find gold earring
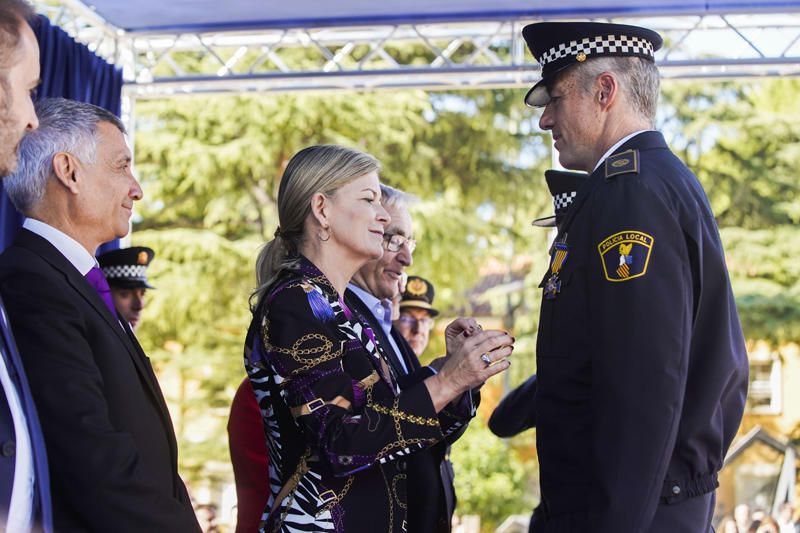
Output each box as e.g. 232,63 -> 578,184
318,227 -> 331,242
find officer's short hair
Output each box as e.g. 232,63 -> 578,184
573,56 -> 660,125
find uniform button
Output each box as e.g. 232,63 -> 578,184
671,485 -> 681,495
1,440 -> 15,457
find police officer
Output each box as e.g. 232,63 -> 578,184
97,246 -> 155,330
522,21 -> 749,532
394,275 -> 439,357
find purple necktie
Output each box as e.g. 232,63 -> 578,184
85,266 -> 117,317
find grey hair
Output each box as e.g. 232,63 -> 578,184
380,183 -> 416,211
4,97 -> 126,213
251,144 -> 381,309
573,56 -> 660,125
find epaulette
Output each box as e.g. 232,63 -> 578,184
604,149 -> 639,180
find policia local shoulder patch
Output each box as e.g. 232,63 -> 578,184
598,230 -> 654,282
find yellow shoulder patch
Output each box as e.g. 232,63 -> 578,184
597,230 -> 654,282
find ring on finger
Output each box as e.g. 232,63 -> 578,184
480,353 -> 492,365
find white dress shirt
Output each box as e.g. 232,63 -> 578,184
23,218 -> 96,275
0,309 -> 34,532
347,283 -> 409,375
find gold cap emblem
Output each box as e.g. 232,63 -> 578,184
137,251 -> 149,265
407,278 -> 427,296
576,51 -> 587,62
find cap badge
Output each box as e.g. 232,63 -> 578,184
137,251 -> 148,265
407,278 -> 427,296
576,51 -> 587,62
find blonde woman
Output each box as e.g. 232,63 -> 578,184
243,145 -> 513,532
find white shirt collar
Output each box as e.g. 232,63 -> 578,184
347,282 -> 408,374
23,218 -> 97,275
593,130 -> 652,172
348,283 -> 385,317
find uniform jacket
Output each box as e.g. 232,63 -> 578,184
243,257 -> 472,533
344,290 -> 467,533
534,131 -> 748,532
0,229 -> 200,532
0,295 -> 52,532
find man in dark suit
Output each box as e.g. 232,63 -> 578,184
0,97 -> 200,531
345,185 -> 471,533
0,1 -> 52,531
521,21 -> 749,532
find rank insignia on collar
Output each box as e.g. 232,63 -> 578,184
598,230 -> 654,282
605,149 -> 639,179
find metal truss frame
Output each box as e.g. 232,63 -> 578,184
35,2 -> 800,99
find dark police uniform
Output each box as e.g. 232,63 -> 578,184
534,132 -> 748,532
522,22 -> 750,533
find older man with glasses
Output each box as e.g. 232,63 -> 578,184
345,184 -> 474,533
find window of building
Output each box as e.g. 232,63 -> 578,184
747,353 -> 782,415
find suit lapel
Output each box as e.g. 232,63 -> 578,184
344,290 -> 409,377
13,231 -> 172,429
391,327 -> 421,373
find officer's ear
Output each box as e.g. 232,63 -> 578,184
596,72 -> 618,111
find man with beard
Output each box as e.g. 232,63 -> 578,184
0,1 -> 51,531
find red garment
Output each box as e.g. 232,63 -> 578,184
228,378 -> 269,533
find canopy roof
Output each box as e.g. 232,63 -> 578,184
83,0 -> 800,33
42,0 -> 800,98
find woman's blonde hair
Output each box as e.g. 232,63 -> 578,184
251,144 -> 380,309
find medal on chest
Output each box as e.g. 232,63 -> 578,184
544,240 -> 569,300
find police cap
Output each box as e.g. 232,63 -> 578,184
522,21 -> 662,107
97,246 -> 156,289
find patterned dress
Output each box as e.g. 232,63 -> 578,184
244,257 -> 463,532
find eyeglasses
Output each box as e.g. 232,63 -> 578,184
397,315 -> 434,330
383,232 -> 416,253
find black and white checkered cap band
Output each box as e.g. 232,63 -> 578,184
102,264 -> 148,280
540,34 -> 655,67
553,191 -> 577,213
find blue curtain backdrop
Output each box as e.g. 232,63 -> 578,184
0,15 -> 124,253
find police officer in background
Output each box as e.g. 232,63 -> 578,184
394,275 -> 439,357
98,246 -> 155,331
521,22 -> 749,532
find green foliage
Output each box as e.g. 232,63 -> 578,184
130,228 -> 258,481
661,80 -> 800,229
451,420 -> 535,531
722,226 -> 800,344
